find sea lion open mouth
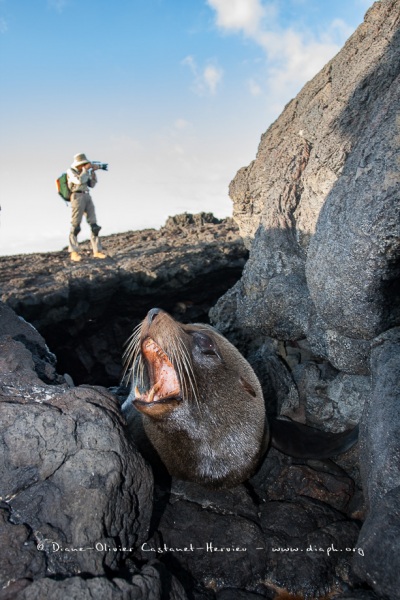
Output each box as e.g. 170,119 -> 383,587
122,309 -> 359,488
133,337 -> 181,406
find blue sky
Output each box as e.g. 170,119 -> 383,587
0,0 -> 373,256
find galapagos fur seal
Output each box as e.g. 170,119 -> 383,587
121,308 -> 358,489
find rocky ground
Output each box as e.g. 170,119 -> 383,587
0,212 -> 368,600
0,300 -> 365,600
0,213 -> 247,386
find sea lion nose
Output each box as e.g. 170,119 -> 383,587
147,308 -> 162,324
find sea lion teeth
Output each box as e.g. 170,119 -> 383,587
147,381 -> 161,403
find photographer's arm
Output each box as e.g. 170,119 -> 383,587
67,167 -> 90,186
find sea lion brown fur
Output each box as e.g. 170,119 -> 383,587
122,308 -> 358,489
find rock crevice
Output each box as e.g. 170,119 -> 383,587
0,214 -> 248,386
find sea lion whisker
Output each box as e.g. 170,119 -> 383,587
123,340 -> 139,371
179,339 -> 199,395
122,327 -> 143,384
168,337 -> 187,392
123,346 -> 141,384
123,335 -> 140,367
122,327 -> 142,370
174,335 -> 201,413
166,337 -> 189,401
171,345 -> 186,400
123,323 -> 142,353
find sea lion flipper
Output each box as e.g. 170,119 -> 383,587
270,418 -> 359,459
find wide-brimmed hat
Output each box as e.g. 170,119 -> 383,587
72,153 -> 91,167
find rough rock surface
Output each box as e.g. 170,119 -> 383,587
0,307 -> 364,598
0,214 -> 247,386
334,593 -> 382,600
352,328 -> 400,599
135,477 -> 360,599
1,563 -> 188,600
359,328 -> 400,510
212,0 -> 400,373
0,302 -> 155,594
209,1 -> 400,598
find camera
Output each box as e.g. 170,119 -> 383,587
92,161 -> 108,171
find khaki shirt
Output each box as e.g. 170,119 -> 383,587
67,167 -> 97,193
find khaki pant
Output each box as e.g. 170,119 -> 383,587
68,192 -> 102,254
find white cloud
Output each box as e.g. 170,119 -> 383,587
203,64 -> 223,94
182,55 -> 196,72
248,78 -> 262,96
207,0 -> 356,109
182,55 -> 223,96
206,0 -> 266,36
325,18 -> 356,44
263,29 -> 339,94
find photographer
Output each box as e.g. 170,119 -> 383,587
66,153 -> 108,262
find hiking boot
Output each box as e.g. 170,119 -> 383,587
70,251 -> 82,262
93,252 -> 106,259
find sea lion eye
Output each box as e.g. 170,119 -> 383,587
192,332 -> 219,356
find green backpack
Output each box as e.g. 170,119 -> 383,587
55,172 -> 71,201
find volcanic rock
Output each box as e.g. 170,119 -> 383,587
0,214 -> 247,387
211,0 -> 400,375
2,563 -> 188,600
0,301 -> 154,593
352,328 -> 400,599
135,477 -> 360,598
210,1 -> 400,597
0,300 -> 363,598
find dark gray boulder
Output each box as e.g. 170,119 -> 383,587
138,477 -> 361,597
209,2 -> 400,597
0,302 -> 62,384
334,593 -> 383,600
306,27 -> 400,343
3,563 -> 188,600
358,328 -> 400,509
216,591 -> 266,600
353,486 -> 400,600
209,9 -> 400,523
0,302 -> 153,590
212,0 -> 400,377
258,497 -> 361,598
138,480 -> 266,592
0,506 -> 46,589
352,328 -> 400,598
